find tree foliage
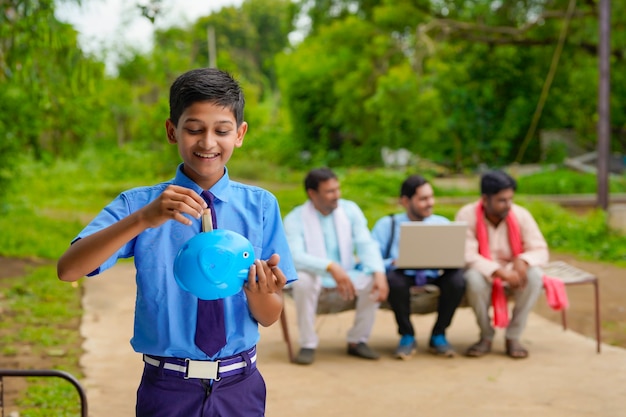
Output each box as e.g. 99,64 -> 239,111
2,0 -> 625,202
0,0 -> 109,202
109,0 -> 296,168
278,0 -> 626,169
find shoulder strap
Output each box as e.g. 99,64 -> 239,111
385,214 -> 395,259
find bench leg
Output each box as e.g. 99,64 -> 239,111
279,305 -> 295,363
560,279 -> 602,354
593,279 -> 601,353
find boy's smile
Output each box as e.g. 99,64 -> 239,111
166,101 -> 247,190
194,151 -> 220,159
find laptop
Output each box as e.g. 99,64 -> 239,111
394,222 -> 468,269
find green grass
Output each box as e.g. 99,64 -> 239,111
516,168 -> 626,194
0,266 -> 83,416
521,199 -> 626,265
18,378 -> 85,417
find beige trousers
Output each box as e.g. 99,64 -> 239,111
291,271 -> 378,349
464,266 -> 544,341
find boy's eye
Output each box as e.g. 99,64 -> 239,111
216,130 -> 230,136
186,129 -> 202,134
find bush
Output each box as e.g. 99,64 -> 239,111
523,199 -> 626,264
517,168 -> 626,194
3,153 -> 626,266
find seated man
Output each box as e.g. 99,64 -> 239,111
372,175 -> 465,359
283,168 -> 389,365
455,170 -> 549,359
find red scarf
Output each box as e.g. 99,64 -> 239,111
475,203 -> 568,328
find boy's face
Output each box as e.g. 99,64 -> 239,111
166,101 -> 247,190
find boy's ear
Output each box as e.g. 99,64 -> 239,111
165,119 -> 177,144
234,122 -> 248,148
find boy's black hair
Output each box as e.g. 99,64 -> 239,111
304,168 -> 337,192
480,170 -> 517,196
400,175 -> 429,198
169,68 -> 245,127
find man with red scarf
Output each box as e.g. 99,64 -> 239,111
455,170 -> 549,359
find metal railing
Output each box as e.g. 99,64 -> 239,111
0,369 -> 87,417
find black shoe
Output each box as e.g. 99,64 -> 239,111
347,342 -> 380,360
294,348 -> 315,365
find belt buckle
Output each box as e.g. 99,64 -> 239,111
185,358 -> 220,380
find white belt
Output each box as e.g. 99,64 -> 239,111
143,347 -> 257,380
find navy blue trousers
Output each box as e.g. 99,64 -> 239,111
136,355 -> 266,416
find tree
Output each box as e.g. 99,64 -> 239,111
0,0 -> 108,201
276,0 -> 626,169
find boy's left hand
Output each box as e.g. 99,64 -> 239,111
245,254 -> 287,294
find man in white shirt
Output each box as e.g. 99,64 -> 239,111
283,168 -> 389,365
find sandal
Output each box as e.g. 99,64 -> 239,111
505,339 -> 529,359
465,338 -> 492,357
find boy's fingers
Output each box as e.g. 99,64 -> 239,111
259,260 -> 276,290
246,263 -> 258,290
267,253 -> 280,265
172,211 -> 193,226
270,265 -> 287,287
167,185 -> 207,212
155,190 -> 197,222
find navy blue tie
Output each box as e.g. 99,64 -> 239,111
194,191 -> 227,356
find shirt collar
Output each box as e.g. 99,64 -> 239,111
173,163 -> 231,203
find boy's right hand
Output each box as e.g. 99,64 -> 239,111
141,185 -> 208,228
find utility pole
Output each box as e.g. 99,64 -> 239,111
597,0 -> 610,210
208,26 -> 217,68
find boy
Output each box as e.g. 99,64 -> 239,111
57,68 -> 297,416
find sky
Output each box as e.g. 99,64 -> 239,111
55,0 -> 243,71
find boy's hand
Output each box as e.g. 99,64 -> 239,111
245,254 -> 287,294
141,185 -> 207,228
245,254 -> 287,327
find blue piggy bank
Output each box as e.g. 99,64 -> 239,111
173,229 -> 255,300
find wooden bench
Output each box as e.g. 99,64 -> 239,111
278,261 -> 601,362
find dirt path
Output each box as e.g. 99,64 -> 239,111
80,259 -> 626,417
2,253 -> 625,416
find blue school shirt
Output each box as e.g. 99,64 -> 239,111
371,213 -> 450,279
74,164 -> 297,360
